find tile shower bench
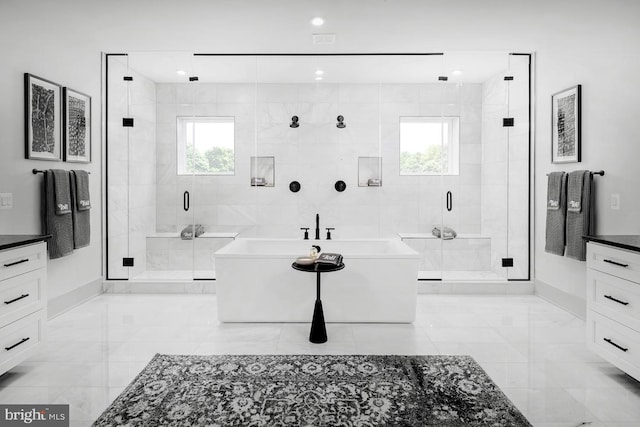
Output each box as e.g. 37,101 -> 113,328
146,232 -> 238,278
398,232 -> 492,279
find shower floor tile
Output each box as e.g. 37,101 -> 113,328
131,269 -> 214,281
418,270 -> 506,281
134,269 -> 506,282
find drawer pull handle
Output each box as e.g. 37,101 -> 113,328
603,337 -> 629,352
603,259 -> 629,268
604,295 -> 630,306
4,337 -> 30,351
4,294 -> 30,305
3,258 -> 29,268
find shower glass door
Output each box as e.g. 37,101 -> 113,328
505,53 -> 531,280
437,52 -> 520,282
105,53 -> 132,280
124,51 -> 200,281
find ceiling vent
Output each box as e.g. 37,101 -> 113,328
313,33 -> 336,45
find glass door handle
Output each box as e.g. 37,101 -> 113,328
446,191 -> 452,211
183,191 -> 190,212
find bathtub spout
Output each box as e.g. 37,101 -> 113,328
315,214 -> 320,240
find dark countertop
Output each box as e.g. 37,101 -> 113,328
584,235 -> 640,253
0,235 -> 51,251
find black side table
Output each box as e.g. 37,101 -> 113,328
291,261 -> 345,343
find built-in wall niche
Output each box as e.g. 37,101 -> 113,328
358,157 -> 382,187
250,156 -> 275,187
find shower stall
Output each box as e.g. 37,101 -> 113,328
105,52 -> 531,283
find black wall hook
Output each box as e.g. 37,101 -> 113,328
290,115 -> 299,128
334,180 -> 346,192
336,115 -> 346,128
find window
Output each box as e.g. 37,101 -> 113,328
177,117 -> 235,175
399,116 -> 460,175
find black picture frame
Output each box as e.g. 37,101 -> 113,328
24,73 -> 62,161
551,84 -> 581,163
63,87 -> 91,163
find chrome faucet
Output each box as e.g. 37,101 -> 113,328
315,213 -> 320,240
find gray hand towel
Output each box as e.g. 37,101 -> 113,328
70,170 -> 91,248
52,169 -> 72,215
566,170 -> 594,261
545,171 -> 567,256
43,170 -> 74,258
72,170 -> 91,211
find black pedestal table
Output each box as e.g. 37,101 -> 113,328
291,261 -> 345,344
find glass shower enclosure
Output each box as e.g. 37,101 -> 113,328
105,52 -> 531,283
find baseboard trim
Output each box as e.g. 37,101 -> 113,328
535,279 -> 586,320
48,277 -> 104,319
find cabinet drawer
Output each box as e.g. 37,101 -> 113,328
587,242 -> 640,284
0,309 -> 45,375
0,243 -> 47,282
587,311 -> 640,381
0,269 -> 46,327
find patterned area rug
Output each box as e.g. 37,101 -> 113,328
93,354 -> 531,426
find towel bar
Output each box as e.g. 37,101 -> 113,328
32,169 -> 90,174
545,170 -> 604,176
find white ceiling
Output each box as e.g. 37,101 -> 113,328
125,50 -> 516,84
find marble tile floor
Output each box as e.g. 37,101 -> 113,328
1,294 -> 639,426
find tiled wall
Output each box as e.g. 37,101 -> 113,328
106,57 -> 157,279
155,82 -> 484,240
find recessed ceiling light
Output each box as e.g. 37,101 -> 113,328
452,70 -> 463,76
176,70 -> 186,76
315,70 -> 324,76
315,76 -> 323,81
311,17 -> 325,26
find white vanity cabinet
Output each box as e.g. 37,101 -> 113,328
586,238 -> 640,381
0,238 -> 48,376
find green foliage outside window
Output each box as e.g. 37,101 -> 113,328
186,145 -> 234,174
400,144 -> 446,174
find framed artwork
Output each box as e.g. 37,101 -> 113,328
24,73 -> 62,160
63,87 -> 91,163
551,84 -> 581,163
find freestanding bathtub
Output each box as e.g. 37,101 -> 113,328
214,238 -> 420,323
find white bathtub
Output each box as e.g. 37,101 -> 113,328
214,238 -> 420,323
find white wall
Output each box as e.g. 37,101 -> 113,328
0,3 -> 103,302
535,45 -> 640,305
1,0 -> 639,307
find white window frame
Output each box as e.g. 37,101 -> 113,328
399,116 -> 460,176
176,116 -> 235,176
